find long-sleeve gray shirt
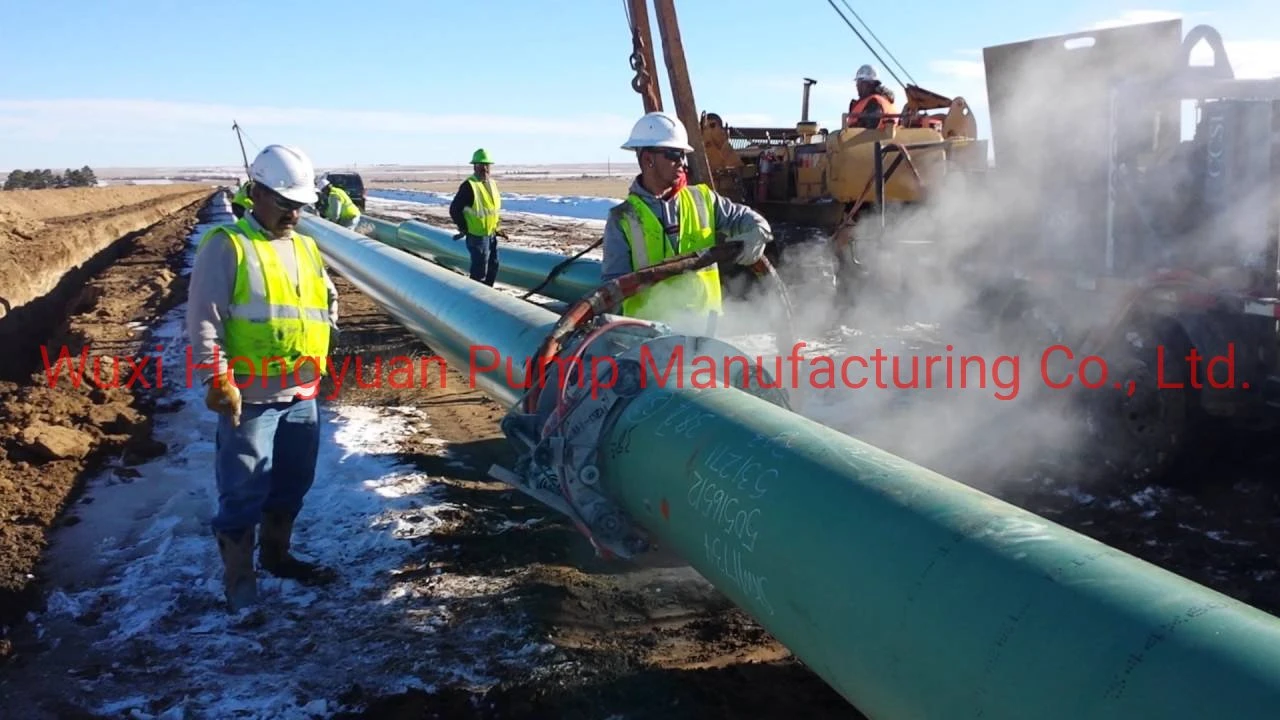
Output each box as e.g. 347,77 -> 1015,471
600,176 -> 769,282
185,212 -> 339,403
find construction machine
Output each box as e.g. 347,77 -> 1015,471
960,18 -> 1280,482
699,80 -> 986,231
620,0 -> 987,300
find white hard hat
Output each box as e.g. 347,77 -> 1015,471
316,173 -> 330,190
621,111 -> 694,153
249,144 -> 318,204
855,64 -> 878,82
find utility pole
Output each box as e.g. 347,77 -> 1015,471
652,0 -> 713,189
231,120 -> 250,177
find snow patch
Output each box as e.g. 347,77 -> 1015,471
370,188 -> 620,222
2,198 -> 539,719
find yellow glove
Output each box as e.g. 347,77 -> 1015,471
205,374 -> 242,427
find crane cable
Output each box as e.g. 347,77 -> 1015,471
823,0 -> 916,87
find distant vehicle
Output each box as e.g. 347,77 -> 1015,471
320,171 -> 366,213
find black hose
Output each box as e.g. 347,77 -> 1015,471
519,238 -> 603,301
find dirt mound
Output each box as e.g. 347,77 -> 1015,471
0,184 -> 210,223
0,186 -> 209,323
0,195 -> 207,639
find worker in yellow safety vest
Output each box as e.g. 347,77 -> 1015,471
317,174 -> 361,229
231,179 -> 253,219
600,111 -> 772,333
449,148 -> 508,285
185,143 -> 341,613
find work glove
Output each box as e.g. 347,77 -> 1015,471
205,373 -> 242,427
496,229 -> 510,240
731,224 -> 771,265
452,232 -> 465,241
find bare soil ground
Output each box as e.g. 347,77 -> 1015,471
0,185 -> 211,322
0,186 -> 212,647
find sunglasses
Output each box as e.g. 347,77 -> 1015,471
267,190 -> 305,212
647,148 -> 685,163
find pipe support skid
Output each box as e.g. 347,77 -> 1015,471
300,214 -> 1280,720
389,218 -> 601,304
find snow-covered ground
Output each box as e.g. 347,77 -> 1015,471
2,198 -> 547,718
369,188 -> 621,222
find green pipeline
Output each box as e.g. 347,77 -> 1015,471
598,383 -> 1280,719
360,215 -> 601,304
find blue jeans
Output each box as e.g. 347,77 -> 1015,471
212,398 -> 321,535
466,234 -> 499,286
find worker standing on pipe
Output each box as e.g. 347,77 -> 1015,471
231,179 -> 253,219
316,174 -> 361,229
601,111 -> 772,332
448,148 -> 508,286
185,143 -> 341,613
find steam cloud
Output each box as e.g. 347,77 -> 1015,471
697,23 -> 1262,496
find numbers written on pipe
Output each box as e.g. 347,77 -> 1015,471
652,398 -> 716,440
688,470 -> 762,552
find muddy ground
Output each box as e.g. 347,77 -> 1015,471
0,186 -> 213,635
0,188 -> 1278,719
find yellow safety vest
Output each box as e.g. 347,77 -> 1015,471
325,186 -> 359,223
232,181 -> 253,210
463,176 -> 501,236
617,183 -> 721,320
197,217 -> 331,378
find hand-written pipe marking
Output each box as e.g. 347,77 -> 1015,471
704,531 -> 774,616
750,430 -> 797,459
1100,600 -> 1229,701
703,441 -> 772,501
625,390 -> 673,425
653,398 -> 714,440
688,470 -> 761,553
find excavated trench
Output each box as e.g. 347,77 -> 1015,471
0,192 -> 211,383
0,189 -> 214,635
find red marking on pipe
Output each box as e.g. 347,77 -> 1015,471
660,498 -> 670,521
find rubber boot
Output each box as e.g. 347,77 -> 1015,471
258,511 -> 338,586
215,527 -> 258,611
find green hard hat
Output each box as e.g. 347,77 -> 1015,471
470,148 -> 493,164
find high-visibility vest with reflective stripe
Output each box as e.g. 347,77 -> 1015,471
848,94 -> 898,129
616,183 -> 721,320
463,176 -> 501,236
197,218 -> 331,378
232,181 -> 253,210
325,186 -> 359,223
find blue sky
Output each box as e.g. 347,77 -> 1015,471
0,0 -> 1276,170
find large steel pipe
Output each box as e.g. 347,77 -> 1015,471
298,216 -> 557,406
385,218 -> 601,304
300,215 -> 1280,719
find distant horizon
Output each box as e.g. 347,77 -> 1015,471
0,161 -> 628,178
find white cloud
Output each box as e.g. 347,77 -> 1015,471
927,59 -> 985,82
0,98 -> 636,138
1088,10 -> 1184,29
0,99 -> 646,166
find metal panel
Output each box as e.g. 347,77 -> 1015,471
982,20 -> 1185,273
